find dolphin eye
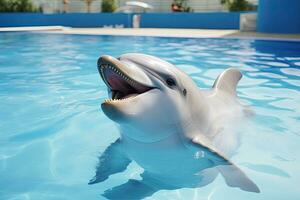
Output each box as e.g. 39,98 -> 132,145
183,89 -> 187,96
166,78 -> 176,87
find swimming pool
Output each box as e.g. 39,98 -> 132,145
0,33 -> 299,200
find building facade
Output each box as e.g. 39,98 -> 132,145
32,0 -> 257,13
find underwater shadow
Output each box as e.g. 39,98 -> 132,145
89,139 -> 260,200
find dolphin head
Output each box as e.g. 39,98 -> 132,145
98,53 -> 207,142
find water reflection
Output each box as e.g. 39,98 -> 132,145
90,137 -> 259,200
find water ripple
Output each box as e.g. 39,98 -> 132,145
0,33 -> 300,200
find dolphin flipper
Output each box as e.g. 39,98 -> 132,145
89,139 -> 131,184
213,68 -> 242,96
103,179 -> 159,200
191,137 -> 260,193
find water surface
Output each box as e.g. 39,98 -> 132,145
0,33 -> 300,199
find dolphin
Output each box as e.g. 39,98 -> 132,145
89,53 -> 260,199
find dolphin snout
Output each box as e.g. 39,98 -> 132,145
98,55 -> 154,88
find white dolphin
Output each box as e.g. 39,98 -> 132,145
89,53 -> 260,199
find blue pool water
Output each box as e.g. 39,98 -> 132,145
0,33 -> 300,200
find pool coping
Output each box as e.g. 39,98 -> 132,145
1,26 -> 300,42
0,26 -> 65,32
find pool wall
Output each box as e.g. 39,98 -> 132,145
139,13 -> 241,29
0,13 -> 132,28
257,0 -> 300,34
0,12 -> 245,29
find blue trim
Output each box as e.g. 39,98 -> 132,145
140,12 -> 241,29
0,12 -> 247,29
0,13 -> 131,28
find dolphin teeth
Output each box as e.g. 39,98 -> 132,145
101,63 -> 134,87
104,98 -> 113,102
130,81 -> 136,86
100,62 -> 152,104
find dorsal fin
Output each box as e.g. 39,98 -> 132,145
213,68 -> 242,96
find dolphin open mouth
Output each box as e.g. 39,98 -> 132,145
98,56 -> 153,102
